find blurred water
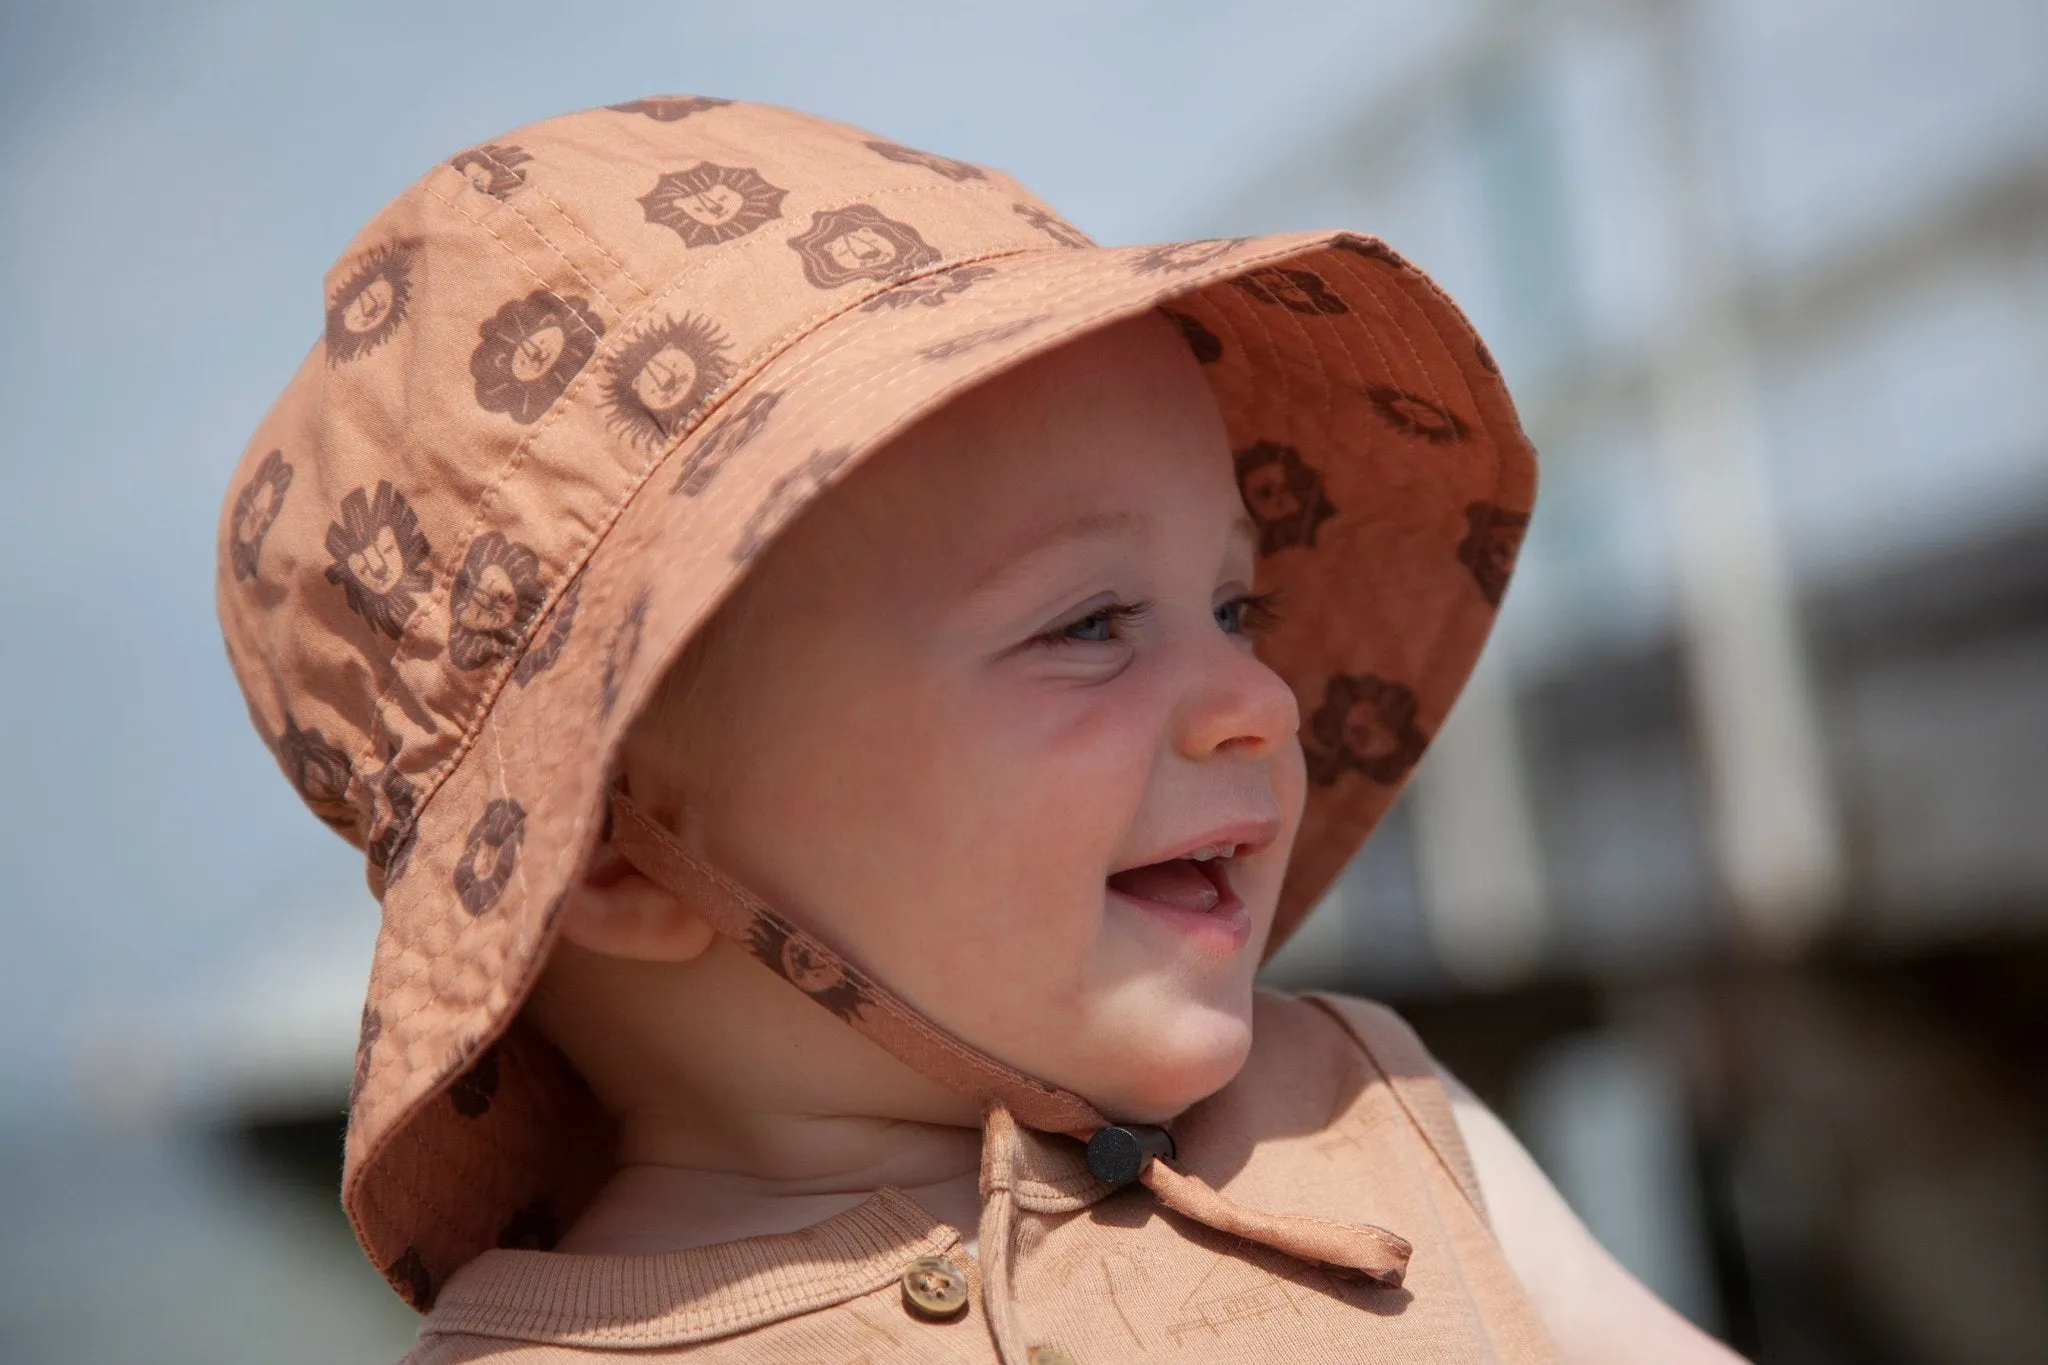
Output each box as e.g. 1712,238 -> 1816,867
0,1124 -> 415,1363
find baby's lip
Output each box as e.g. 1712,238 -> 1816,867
1110,817 -> 1283,875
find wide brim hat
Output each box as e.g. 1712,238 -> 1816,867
214,95 -> 1534,1309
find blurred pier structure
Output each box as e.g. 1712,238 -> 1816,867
1252,2 -> 2048,1360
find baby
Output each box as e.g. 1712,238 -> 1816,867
216,95 -> 1740,1363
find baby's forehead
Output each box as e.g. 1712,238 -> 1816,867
838,317 -> 1234,518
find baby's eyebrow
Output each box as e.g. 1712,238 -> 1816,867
965,510 -> 1148,599
964,509 -> 1261,603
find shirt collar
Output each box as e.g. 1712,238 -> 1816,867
420,1128 -> 1115,1348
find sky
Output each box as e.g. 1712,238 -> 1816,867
0,0 -> 1468,1130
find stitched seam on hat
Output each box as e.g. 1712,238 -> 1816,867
1322,249 -> 1473,424
522,179 -> 650,298
1214,271 -> 1356,501
456,174 -> 634,318
689,238 -> 1328,460
423,179 -> 624,319
443,143 -> 645,298
441,152 -> 650,299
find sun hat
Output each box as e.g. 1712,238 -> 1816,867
214,93 -> 1535,1309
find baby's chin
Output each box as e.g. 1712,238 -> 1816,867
1076,995 -> 1258,1124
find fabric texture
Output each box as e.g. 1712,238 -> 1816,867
402,994 -> 1557,1363
212,93 -> 1537,1312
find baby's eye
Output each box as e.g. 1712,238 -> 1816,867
1217,589 -> 1286,637
1037,600 -> 1149,648
1064,608 -> 1118,642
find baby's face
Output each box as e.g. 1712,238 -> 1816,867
649,314 -> 1305,1121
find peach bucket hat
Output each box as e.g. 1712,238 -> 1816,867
213,94 -> 1535,1308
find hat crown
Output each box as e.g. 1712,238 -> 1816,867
219,97 -> 1088,879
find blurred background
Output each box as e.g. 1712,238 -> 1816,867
2,1 -> 2042,1360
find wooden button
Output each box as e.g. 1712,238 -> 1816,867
900,1254 -> 970,1319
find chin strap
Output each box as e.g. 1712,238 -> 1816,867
604,785 -> 1106,1135
602,784 -> 1413,1320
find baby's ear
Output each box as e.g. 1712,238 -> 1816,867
553,840 -> 718,963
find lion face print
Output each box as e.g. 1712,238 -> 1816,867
1234,441 -> 1337,556
279,713 -> 353,826
513,572 -> 582,686
1303,673 -> 1429,786
1368,385 -> 1468,444
447,532 -> 546,671
454,797 -> 526,915
638,162 -> 786,248
1012,201 -> 1092,248
325,481 -> 434,639
673,389 -> 780,497
608,94 -> 731,121
859,264 -> 996,312
471,290 -> 605,425
229,448 -> 294,582
1159,309 -> 1223,364
325,242 -> 415,364
1458,501 -> 1529,606
864,139 -> 986,182
1233,266 -> 1349,315
599,589 -> 650,718
1132,238 -> 1246,275
449,143 -> 531,199
787,205 -> 940,289
746,915 -> 870,1021
602,313 -> 734,451
733,446 -> 853,563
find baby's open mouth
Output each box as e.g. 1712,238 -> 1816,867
1106,855 -> 1234,914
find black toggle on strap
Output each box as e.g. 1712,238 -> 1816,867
1086,1124 -> 1176,1187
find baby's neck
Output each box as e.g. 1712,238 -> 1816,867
555,1113 -> 986,1255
